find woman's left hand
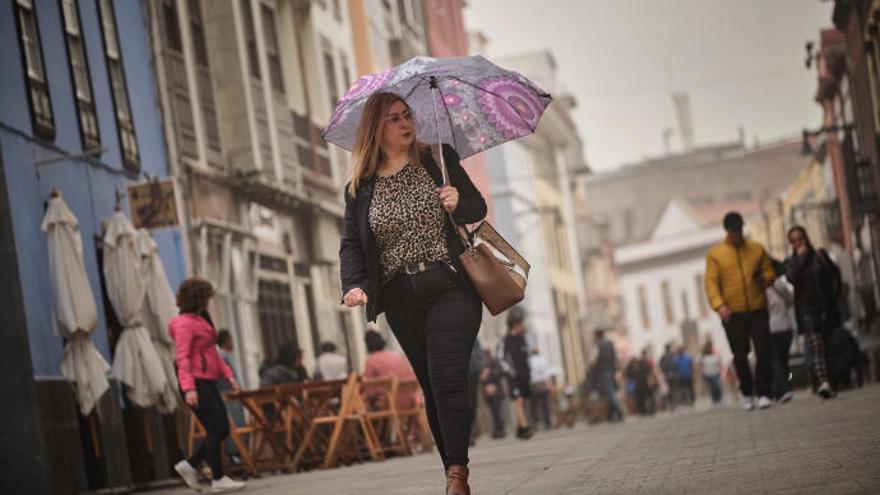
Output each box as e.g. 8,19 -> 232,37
438,185 -> 459,213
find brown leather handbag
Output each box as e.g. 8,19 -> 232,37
455,221 -> 530,315
431,145 -> 530,315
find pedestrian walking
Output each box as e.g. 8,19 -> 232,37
699,340 -> 723,405
767,259 -> 795,402
593,329 -> 624,422
169,278 -> 245,493
339,92 -> 487,495
315,341 -> 350,381
674,346 -> 695,407
528,348 -> 553,430
784,226 -> 842,399
705,211 -> 775,411
497,307 -> 535,439
481,350 -> 507,439
625,348 -> 656,415
659,343 -> 678,411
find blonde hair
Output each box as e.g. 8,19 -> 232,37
347,92 -> 422,197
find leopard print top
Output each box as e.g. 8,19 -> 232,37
369,162 -> 450,285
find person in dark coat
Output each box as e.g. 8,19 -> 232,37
260,341 -> 309,386
784,226 -> 841,399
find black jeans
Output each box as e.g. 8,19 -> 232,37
529,383 -> 552,428
186,379 -> 230,480
485,393 -> 505,436
383,266 -> 482,469
771,330 -> 793,398
723,309 -> 772,398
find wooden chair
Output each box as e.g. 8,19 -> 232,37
291,374 -> 382,470
394,378 -> 434,452
359,376 -> 411,457
231,386 -> 303,473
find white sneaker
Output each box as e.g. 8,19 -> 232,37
818,381 -> 835,399
779,391 -> 793,403
757,396 -> 772,409
174,460 -> 201,491
740,394 -> 754,411
211,476 -> 245,493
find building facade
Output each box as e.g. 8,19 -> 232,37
811,3 -> 880,337
485,51 -> 590,385
584,138 -> 810,344
149,0 -> 367,386
1,0 -> 187,492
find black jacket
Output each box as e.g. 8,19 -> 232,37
784,248 -> 842,333
339,144 -> 487,322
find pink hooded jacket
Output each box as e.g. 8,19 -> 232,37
169,313 -> 233,392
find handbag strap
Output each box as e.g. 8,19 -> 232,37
430,144 -> 473,250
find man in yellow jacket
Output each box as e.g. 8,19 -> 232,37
705,212 -> 775,411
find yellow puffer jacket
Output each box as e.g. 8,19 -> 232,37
704,239 -> 774,313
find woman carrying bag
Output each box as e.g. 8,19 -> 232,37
340,92 -> 486,495
784,226 -> 842,399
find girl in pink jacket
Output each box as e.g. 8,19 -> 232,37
170,277 -> 245,492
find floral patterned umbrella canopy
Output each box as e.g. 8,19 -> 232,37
322,55 -> 552,159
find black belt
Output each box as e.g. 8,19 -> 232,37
402,260 -> 447,275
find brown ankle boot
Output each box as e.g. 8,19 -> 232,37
446,465 -> 470,495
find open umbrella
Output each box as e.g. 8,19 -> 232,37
104,211 -> 169,408
42,192 -> 110,416
135,229 -> 179,413
322,55 -> 552,171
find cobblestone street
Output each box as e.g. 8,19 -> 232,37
154,385 -> 880,495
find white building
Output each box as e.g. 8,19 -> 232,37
484,51 -> 590,385
616,199 -> 760,361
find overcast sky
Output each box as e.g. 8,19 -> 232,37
463,0 -> 833,172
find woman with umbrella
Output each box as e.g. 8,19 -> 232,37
340,91 -> 486,494
333,56 -> 550,494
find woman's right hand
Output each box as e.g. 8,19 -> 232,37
185,390 -> 198,408
343,288 -> 368,307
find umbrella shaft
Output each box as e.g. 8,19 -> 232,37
430,86 -> 449,185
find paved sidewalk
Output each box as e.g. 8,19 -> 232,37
154,385 -> 880,494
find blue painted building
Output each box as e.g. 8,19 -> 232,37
0,0 -> 186,493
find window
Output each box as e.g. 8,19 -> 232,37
695,274 -> 709,319
14,0 -> 55,140
161,0 -> 182,52
97,0 -> 139,170
637,284 -> 650,330
680,290 -> 691,321
331,0 -> 342,21
261,5 -> 284,93
257,279 -> 297,361
241,0 -> 260,80
322,43 -> 338,112
339,52 -> 352,92
187,0 -> 209,67
61,0 -> 99,149
661,280 -> 675,324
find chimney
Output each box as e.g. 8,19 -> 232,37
671,92 -> 695,151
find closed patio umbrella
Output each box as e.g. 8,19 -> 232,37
42,192 -> 110,416
135,229 -> 179,413
104,211 -> 168,408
